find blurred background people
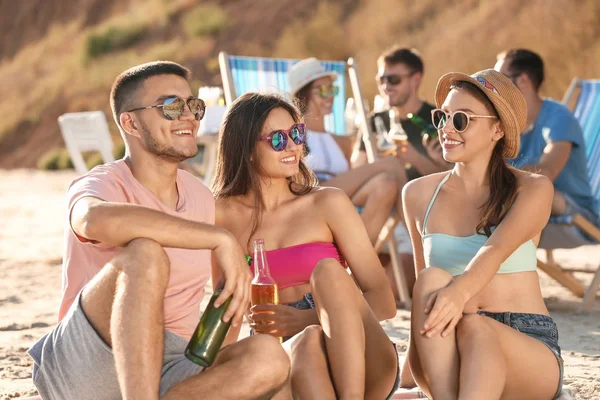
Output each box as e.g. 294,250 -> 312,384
290,57 -> 408,247
495,49 -> 599,246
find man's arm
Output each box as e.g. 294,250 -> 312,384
72,196 -> 251,324
72,196 -> 227,249
521,141 -> 571,182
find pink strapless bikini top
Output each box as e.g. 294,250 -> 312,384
248,242 -> 346,290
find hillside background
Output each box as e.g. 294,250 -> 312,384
0,0 -> 599,169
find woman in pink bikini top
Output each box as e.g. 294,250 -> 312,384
212,92 -> 400,400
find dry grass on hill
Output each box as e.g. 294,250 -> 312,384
0,0 -> 598,169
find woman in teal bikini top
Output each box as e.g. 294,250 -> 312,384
401,69 -> 563,400
421,171 -> 538,276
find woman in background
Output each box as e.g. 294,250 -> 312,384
289,57 -> 408,245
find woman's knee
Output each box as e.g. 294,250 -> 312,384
369,172 -> 400,201
456,314 -> 495,349
412,267 -> 453,299
310,258 -> 349,290
291,325 -> 324,357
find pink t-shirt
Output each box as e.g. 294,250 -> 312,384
58,160 -> 214,339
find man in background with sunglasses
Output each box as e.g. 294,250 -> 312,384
360,47 -> 452,299
366,46 -> 450,179
27,61 -> 289,400
495,49 -> 599,247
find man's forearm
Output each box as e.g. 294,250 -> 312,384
521,164 -> 557,181
84,202 -> 227,249
412,154 -> 444,176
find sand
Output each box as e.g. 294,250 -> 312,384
1,169 -> 599,399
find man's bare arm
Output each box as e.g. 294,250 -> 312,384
521,141 -> 571,182
72,196 -> 227,249
72,196 -> 251,323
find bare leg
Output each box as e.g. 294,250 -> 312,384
310,259 -> 398,400
409,267 -> 459,400
81,238 -> 170,400
351,172 -> 399,243
326,156 -> 408,218
457,314 -> 560,400
162,334 -> 289,400
282,325 -> 336,400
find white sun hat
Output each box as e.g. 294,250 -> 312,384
288,57 -> 338,97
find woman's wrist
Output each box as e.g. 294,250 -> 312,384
303,308 -> 320,327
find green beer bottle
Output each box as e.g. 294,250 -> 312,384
185,290 -> 233,367
407,113 -> 438,138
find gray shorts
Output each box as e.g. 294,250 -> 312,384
27,290 -> 204,399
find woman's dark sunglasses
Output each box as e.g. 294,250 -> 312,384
259,123 -> 306,151
127,97 -> 206,121
431,109 -> 497,133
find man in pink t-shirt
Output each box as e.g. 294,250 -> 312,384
27,61 -> 289,400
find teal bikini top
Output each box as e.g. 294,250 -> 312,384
422,173 -> 537,276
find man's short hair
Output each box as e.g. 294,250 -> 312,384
497,49 -> 544,91
378,46 -> 424,74
110,61 -> 191,127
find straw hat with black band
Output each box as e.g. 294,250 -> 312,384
434,69 -> 527,159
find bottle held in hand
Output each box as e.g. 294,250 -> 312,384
407,112 -> 438,139
374,116 -> 397,157
389,109 -> 409,152
185,289 -> 233,367
250,238 -> 280,341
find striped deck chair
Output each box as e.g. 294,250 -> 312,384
536,78 -> 600,312
218,52 -> 411,308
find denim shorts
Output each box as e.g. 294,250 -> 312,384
286,294 -> 401,400
477,310 -> 564,399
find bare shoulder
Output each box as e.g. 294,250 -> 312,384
514,169 -> 554,199
403,171 -> 451,204
310,186 -> 353,210
214,197 -> 228,226
215,196 -> 245,227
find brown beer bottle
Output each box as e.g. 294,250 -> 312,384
250,239 -> 280,339
185,289 -> 233,367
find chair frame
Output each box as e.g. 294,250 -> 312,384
536,78 -> 600,312
218,52 -> 412,308
58,111 -> 115,175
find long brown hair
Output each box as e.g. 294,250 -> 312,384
212,92 -> 317,245
451,81 -> 519,236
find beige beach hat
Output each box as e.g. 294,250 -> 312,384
434,69 -> 527,158
288,57 -> 338,97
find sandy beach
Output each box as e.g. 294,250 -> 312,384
1,169 -> 599,399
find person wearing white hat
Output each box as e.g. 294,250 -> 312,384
400,69 -> 563,399
289,57 -> 409,248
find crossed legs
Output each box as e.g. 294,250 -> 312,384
326,157 -> 407,244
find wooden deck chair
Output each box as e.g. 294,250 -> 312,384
58,111 -> 115,175
536,79 -> 600,312
218,52 -> 411,307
